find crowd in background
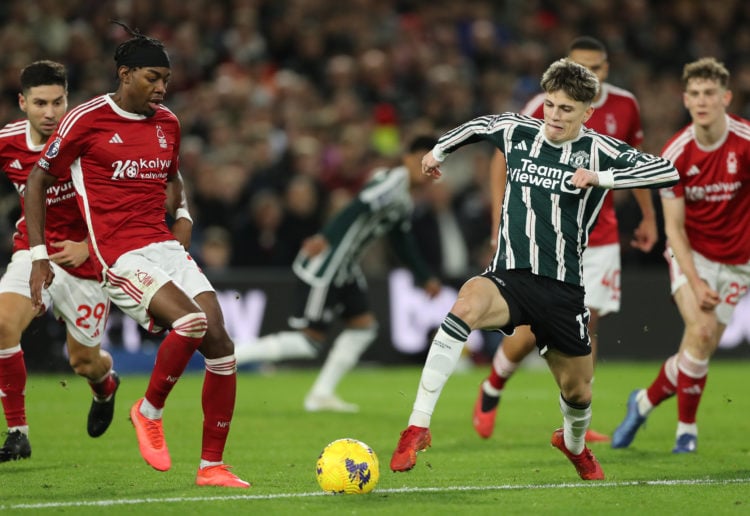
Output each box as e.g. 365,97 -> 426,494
2,0 -> 750,280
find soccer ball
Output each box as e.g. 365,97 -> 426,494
315,438 -> 380,494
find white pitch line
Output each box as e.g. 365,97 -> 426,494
3,477 -> 749,510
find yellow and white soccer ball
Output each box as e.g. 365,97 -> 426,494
315,438 -> 380,494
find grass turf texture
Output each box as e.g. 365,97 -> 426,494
1,361 -> 748,514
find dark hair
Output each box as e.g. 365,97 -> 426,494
111,20 -> 170,69
408,135 -> 438,153
20,60 -> 67,93
540,58 -> 599,104
568,36 -> 607,56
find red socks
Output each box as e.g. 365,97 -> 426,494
201,356 -> 237,462
0,348 -> 26,428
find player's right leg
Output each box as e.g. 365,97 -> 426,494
472,326 -> 534,438
138,282 -> 207,472
0,293 -> 36,462
392,275 -> 512,472
546,350 -> 603,480
0,252 -> 50,462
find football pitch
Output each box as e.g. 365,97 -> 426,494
1,360 -> 748,514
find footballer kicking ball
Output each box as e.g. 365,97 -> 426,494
315,438 -> 380,494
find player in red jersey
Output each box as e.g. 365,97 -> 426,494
612,57 -> 750,453
24,25 -> 248,488
0,61 -> 119,462
473,37 -> 657,442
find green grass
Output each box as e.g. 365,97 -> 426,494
1,361 -> 749,514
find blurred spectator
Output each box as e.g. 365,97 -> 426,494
2,0 -> 750,268
412,181 -> 471,279
197,225 -> 233,272
232,189 -> 295,268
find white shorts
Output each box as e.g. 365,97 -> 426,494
666,247 -> 750,325
581,243 -> 621,316
103,240 -> 213,332
0,250 -> 109,347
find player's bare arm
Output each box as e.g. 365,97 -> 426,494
165,172 -> 192,250
24,165 -> 57,313
661,195 -> 720,310
630,189 -> 658,252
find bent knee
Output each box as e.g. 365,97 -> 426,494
685,320 -> 719,349
173,312 -> 208,339
68,352 -> 97,376
199,325 -> 234,359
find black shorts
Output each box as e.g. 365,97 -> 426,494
481,269 -> 591,357
289,275 -> 370,332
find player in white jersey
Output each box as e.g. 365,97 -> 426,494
24,24 -> 248,488
390,59 -> 678,481
0,61 -> 118,462
612,58 -> 750,453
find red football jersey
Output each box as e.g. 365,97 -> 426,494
522,83 -> 644,246
0,119 -> 96,279
660,114 -> 750,264
36,95 -> 181,271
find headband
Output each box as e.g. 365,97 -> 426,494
116,44 -> 170,69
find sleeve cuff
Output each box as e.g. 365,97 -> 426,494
432,146 -> 448,163
597,170 -> 614,189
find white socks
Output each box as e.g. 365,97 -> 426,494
559,394 -> 591,455
233,331 -> 318,364
408,314 -> 470,428
307,326 -> 377,398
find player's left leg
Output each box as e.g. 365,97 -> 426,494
670,276 -> 724,453
194,291 -> 250,488
546,350 -> 603,480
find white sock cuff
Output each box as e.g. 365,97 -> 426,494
0,345 -> 22,358
493,347 -> 520,378
205,355 -> 237,375
334,326 -> 378,352
665,353 -> 679,385
677,350 -> 708,379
